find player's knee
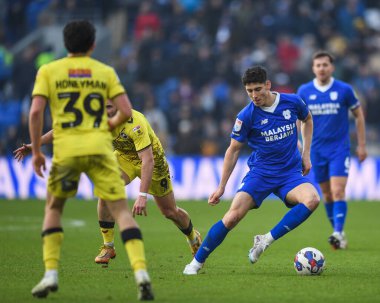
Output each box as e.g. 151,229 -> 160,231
222,211 -> 242,229
162,207 -> 178,221
322,191 -> 333,202
331,189 -> 345,201
304,193 -> 320,211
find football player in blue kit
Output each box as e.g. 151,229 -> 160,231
297,51 -> 367,249
183,66 -> 320,275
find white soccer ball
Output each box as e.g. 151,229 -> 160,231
294,247 -> 325,275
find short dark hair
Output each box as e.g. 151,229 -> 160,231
242,66 -> 268,85
63,20 -> 96,53
312,50 -> 334,64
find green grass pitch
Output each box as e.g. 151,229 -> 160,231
1,199 -> 380,303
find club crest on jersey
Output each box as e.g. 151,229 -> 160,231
330,91 -> 338,101
282,109 -> 291,120
233,118 -> 243,132
120,131 -> 128,139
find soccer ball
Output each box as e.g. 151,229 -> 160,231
294,247 -> 325,275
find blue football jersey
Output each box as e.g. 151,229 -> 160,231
231,92 -> 309,176
297,78 -> 360,155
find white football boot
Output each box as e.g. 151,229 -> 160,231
183,258 -> 203,275
31,271 -> 58,298
248,235 -> 270,264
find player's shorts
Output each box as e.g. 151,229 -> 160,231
311,149 -> 350,183
48,153 -> 126,201
115,152 -> 173,197
237,170 -> 311,208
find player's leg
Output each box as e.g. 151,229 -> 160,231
319,181 -> 334,227
105,199 -> 153,300
329,176 -> 349,249
32,193 -> 66,298
249,180 -> 320,264
95,171 -> 131,265
327,153 -> 350,249
152,177 -> 202,255
312,158 -> 333,228
32,158 -> 79,298
183,192 -> 254,275
89,154 -> 153,300
95,198 -> 117,265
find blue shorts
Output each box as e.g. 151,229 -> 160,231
311,150 -> 350,183
237,170 -> 311,208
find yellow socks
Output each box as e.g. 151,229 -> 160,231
121,228 -> 147,271
99,221 -> 115,246
42,228 -> 64,271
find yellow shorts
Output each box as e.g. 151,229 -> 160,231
48,153 -> 126,201
116,152 -> 173,197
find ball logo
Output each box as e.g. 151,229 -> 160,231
282,110 -> 291,120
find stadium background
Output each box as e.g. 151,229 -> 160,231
1,0 -> 380,199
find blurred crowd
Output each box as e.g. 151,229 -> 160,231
1,0 -> 380,156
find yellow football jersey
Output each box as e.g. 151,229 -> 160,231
32,56 -> 125,160
112,110 -> 169,179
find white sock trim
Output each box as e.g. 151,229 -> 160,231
265,232 -> 275,244
190,258 -> 203,268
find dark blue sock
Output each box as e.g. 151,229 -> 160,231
333,201 -> 347,233
270,203 -> 312,240
324,203 -> 334,228
194,220 -> 230,263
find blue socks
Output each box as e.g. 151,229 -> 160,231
333,200 -> 347,233
270,203 -> 312,240
324,203 -> 334,227
195,220 -> 230,263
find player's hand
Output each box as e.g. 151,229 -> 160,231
32,152 -> 46,178
13,144 -> 32,162
208,187 -> 225,206
132,196 -> 148,217
301,155 -> 312,176
356,145 -> 367,163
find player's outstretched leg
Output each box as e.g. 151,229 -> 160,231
183,220 -> 230,275
155,192 -> 202,256
248,203 -> 314,264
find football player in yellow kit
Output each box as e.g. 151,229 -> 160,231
27,20 -> 153,300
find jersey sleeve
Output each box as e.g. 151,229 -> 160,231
345,85 -> 360,110
108,67 -> 125,99
294,95 -> 309,121
129,117 -> 152,152
32,65 -> 49,98
230,110 -> 249,143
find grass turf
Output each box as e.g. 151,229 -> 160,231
0,199 -> 379,303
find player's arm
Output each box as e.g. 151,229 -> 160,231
300,112 -> 313,176
209,138 -> 244,205
14,130 -> 53,162
108,94 -> 133,131
351,106 -> 367,162
29,96 -> 48,177
132,146 -> 155,217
